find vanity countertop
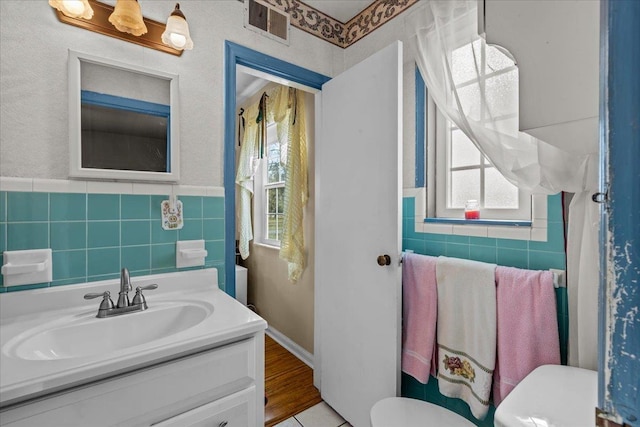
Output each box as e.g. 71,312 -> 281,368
0,268 -> 266,408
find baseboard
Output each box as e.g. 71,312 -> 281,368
266,326 -> 314,369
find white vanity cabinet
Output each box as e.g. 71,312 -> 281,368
154,386 -> 255,427
0,334 -> 264,427
0,269 -> 267,427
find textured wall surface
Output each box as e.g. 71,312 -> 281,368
0,1 -> 338,186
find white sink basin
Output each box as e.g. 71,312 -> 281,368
5,301 -> 212,361
0,268 -> 267,408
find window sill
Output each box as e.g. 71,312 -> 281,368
253,242 -> 281,251
404,188 -> 548,242
424,218 -> 532,227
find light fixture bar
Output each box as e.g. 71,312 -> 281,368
52,0 -> 183,56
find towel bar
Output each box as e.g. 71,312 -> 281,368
401,252 -> 566,289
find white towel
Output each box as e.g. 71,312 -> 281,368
436,256 -> 497,420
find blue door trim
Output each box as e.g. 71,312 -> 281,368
601,0 -> 640,424
597,0 -> 609,413
415,66 -> 426,188
223,41 -> 330,297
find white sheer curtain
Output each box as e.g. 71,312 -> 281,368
408,0 -> 599,369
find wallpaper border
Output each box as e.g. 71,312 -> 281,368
262,0 -> 419,48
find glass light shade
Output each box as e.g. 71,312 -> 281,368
161,4 -> 193,50
49,0 -> 94,19
109,0 -> 148,36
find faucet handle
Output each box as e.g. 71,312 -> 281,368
132,284 -> 157,309
84,290 -> 110,300
84,291 -> 115,312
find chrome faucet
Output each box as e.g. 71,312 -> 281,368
84,268 -> 158,318
117,267 -> 132,308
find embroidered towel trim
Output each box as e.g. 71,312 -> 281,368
436,256 -> 497,420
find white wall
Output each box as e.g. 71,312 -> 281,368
0,0 -> 339,186
485,0 -> 600,156
485,0 -> 600,135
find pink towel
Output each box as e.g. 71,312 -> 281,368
493,266 -> 561,406
401,253 -> 438,384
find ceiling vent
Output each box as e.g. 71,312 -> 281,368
244,0 -> 290,45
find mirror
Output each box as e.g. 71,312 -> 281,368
68,51 -> 180,182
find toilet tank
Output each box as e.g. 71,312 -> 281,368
235,265 -> 247,306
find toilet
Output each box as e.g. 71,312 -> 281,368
494,364 -> 597,427
370,397 -> 475,426
235,265 -> 248,306
371,365 -> 597,426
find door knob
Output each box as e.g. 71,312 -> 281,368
592,192 -> 608,204
377,254 -> 391,266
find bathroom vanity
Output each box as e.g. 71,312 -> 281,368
0,268 -> 266,426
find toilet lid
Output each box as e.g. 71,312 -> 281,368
494,365 -> 597,427
371,397 -> 475,427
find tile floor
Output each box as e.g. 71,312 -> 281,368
273,401 -> 353,427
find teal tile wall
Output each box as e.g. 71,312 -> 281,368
401,193 -> 569,426
403,194 -> 566,275
0,191 -> 225,293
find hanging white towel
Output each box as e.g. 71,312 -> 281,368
436,256 -> 496,420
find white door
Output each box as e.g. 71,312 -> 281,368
315,41 -> 403,427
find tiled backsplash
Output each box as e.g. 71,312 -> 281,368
401,193 -> 569,427
0,190 -> 225,292
403,194 -> 566,270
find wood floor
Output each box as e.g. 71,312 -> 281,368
265,335 -> 323,426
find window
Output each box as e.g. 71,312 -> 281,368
254,123 -> 287,246
428,39 -> 531,221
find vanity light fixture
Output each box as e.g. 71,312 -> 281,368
109,0 -> 147,36
48,0 -> 94,19
161,3 -> 193,51
50,0 -> 187,56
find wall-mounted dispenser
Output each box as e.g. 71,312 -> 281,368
176,240 -> 208,268
1,249 -> 53,287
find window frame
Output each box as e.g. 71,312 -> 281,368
253,123 -> 285,248
426,39 -> 532,222
433,109 -> 532,221
416,67 -> 548,242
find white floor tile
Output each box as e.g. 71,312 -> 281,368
273,417 -> 303,427
295,402 -> 345,427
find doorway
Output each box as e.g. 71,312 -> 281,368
223,41 -> 330,363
